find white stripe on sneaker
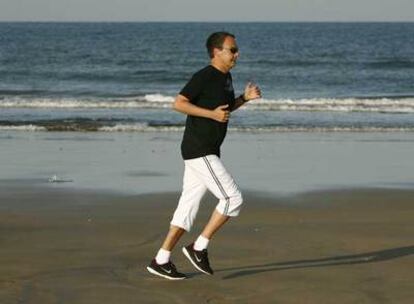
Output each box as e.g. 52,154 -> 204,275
146,266 -> 186,280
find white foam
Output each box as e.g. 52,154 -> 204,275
98,123 -> 184,132
0,125 -> 47,131
245,97 -> 414,113
143,94 -> 175,103
1,95 -> 414,113
227,126 -> 414,133
0,96 -> 174,109
1,123 -> 413,133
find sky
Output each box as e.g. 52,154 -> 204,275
0,0 -> 413,22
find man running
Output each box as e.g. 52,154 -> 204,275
147,31 -> 261,280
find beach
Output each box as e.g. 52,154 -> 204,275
1,21 -> 414,304
1,131 -> 413,303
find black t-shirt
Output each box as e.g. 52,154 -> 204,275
179,65 -> 235,160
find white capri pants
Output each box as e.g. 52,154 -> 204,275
170,154 -> 243,232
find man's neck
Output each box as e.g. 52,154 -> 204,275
210,61 -> 229,74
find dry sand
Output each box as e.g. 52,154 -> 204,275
1,181 -> 413,304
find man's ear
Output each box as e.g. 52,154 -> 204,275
212,47 -> 221,58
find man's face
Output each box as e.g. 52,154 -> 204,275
215,36 -> 239,70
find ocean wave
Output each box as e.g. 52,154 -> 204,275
1,123 -> 413,133
0,125 -> 47,131
143,94 -> 175,103
0,120 -> 184,132
0,95 -> 171,109
99,123 -> 184,132
1,95 -> 414,113
245,97 -> 414,113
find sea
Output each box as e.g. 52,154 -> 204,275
1,22 -> 414,132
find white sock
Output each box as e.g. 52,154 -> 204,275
155,248 -> 171,265
194,235 -> 210,251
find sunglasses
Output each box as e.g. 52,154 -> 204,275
222,47 -> 239,54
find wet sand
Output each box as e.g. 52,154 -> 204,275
1,131 -> 414,195
1,182 -> 413,304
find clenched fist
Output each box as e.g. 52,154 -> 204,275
211,104 -> 230,122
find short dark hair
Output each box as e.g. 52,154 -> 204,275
206,32 -> 235,59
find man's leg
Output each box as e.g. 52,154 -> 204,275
200,209 -> 229,240
182,155 -> 243,275
151,225 -> 185,272
147,160 -> 206,280
160,225 -> 185,251
158,160 -> 207,253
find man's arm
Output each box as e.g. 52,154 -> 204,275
232,94 -> 248,112
173,94 -> 230,123
231,83 -> 262,112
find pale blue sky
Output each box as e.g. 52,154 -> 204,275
0,0 -> 413,22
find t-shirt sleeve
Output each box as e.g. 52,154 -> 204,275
179,72 -> 204,103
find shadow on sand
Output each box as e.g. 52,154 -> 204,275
217,245 -> 414,280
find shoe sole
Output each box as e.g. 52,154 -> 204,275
146,266 -> 186,280
182,247 -> 212,275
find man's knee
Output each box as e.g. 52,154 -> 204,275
232,190 -> 243,208
219,190 -> 243,217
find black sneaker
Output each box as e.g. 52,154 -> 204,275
182,243 -> 214,275
146,259 -> 186,280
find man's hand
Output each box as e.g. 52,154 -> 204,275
173,95 -> 231,122
211,104 -> 230,122
243,82 -> 261,101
